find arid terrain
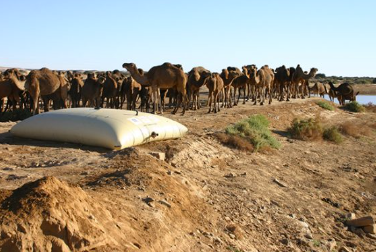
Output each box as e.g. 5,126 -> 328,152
0,97 -> 375,251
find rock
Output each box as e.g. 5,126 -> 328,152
346,212 -> 356,220
272,178 -> 288,188
321,198 -> 340,208
213,237 -> 223,244
224,173 -> 236,178
304,229 -> 313,239
338,246 -> 352,252
346,216 -> 374,227
2,167 -> 15,171
280,238 -> 290,245
326,238 -> 336,251
158,200 -> 171,208
362,224 -> 376,234
142,196 -> 154,207
150,152 -> 165,161
229,233 -> 235,239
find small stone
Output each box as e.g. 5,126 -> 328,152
213,237 -> 223,244
2,167 -> 14,171
362,224 -> 375,234
346,216 -> 374,227
150,152 -> 165,161
273,178 -> 288,188
338,246 -> 351,252
142,196 -> 154,207
158,200 -> 171,208
240,172 -> 247,176
167,170 -> 172,175
346,213 -> 356,220
224,173 -> 236,178
304,230 -> 313,239
229,233 -> 235,239
224,216 -> 231,221
326,239 -> 336,251
280,238 -> 290,245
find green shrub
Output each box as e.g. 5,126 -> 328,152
323,126 -> 343,143
344,101 -> 365,112
0,109 -> 32,122
316,101 -> 334,111
288,117 -> 323,141
224,114 -> 280,151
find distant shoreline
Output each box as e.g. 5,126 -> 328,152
353,84 -> 376,95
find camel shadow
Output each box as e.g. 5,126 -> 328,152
272,130 -> 290,138
0,131 -> 109,153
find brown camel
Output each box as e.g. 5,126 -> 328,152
309,82 -> 327,98
274,65 -> 291,101
328,82 -> 358,105
291,65 -> 318,99
0,71 -> 25,111
81,73 -> 105,108
68,73 -> 84,108
40,71 -> 70,111
250,65 -> 273,105
101,71 -> 119,108
122,62 -> 187,114
220,67 -> 242,108
187,67 -> 211,110
25,68 -> 62,114
231,66 -> 251,106
204,73 -> 224,113
120,76 -> 142,110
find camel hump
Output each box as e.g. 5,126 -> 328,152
162,62 -> 173,68
13,78 -> 25,91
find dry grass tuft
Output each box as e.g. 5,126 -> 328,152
339,121 -> 373,138
214,132 -> 254,152
288,116 -> 323,141
323,126 -> 343,144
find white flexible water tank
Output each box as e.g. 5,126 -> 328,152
10,108 -> 188,149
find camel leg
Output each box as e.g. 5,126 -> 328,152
243,87 -> 246,104
207,92 -> 212,113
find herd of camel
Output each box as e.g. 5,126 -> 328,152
0,62 -> 359,115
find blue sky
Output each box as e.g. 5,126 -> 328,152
1,0 -> 375,77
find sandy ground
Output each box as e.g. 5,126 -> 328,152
0,97 -> 375,251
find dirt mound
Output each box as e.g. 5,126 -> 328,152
0,176 -> 126,251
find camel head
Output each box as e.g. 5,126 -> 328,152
122,63 -> 137,72
309,68 -> 318,77
221,69 -> 229,80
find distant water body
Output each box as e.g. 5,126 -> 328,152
323,95 -> 376,105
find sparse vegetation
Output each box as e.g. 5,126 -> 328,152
312,75 -> 375,85
323,126 -> 343,144
288,117 -> 323,141
316,101 -> 334,111
219,114 -> 280,151
214,132 -> 254,152
0,109 -> 32,122
339,121 -> 373,138
344,101 -> 365,112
